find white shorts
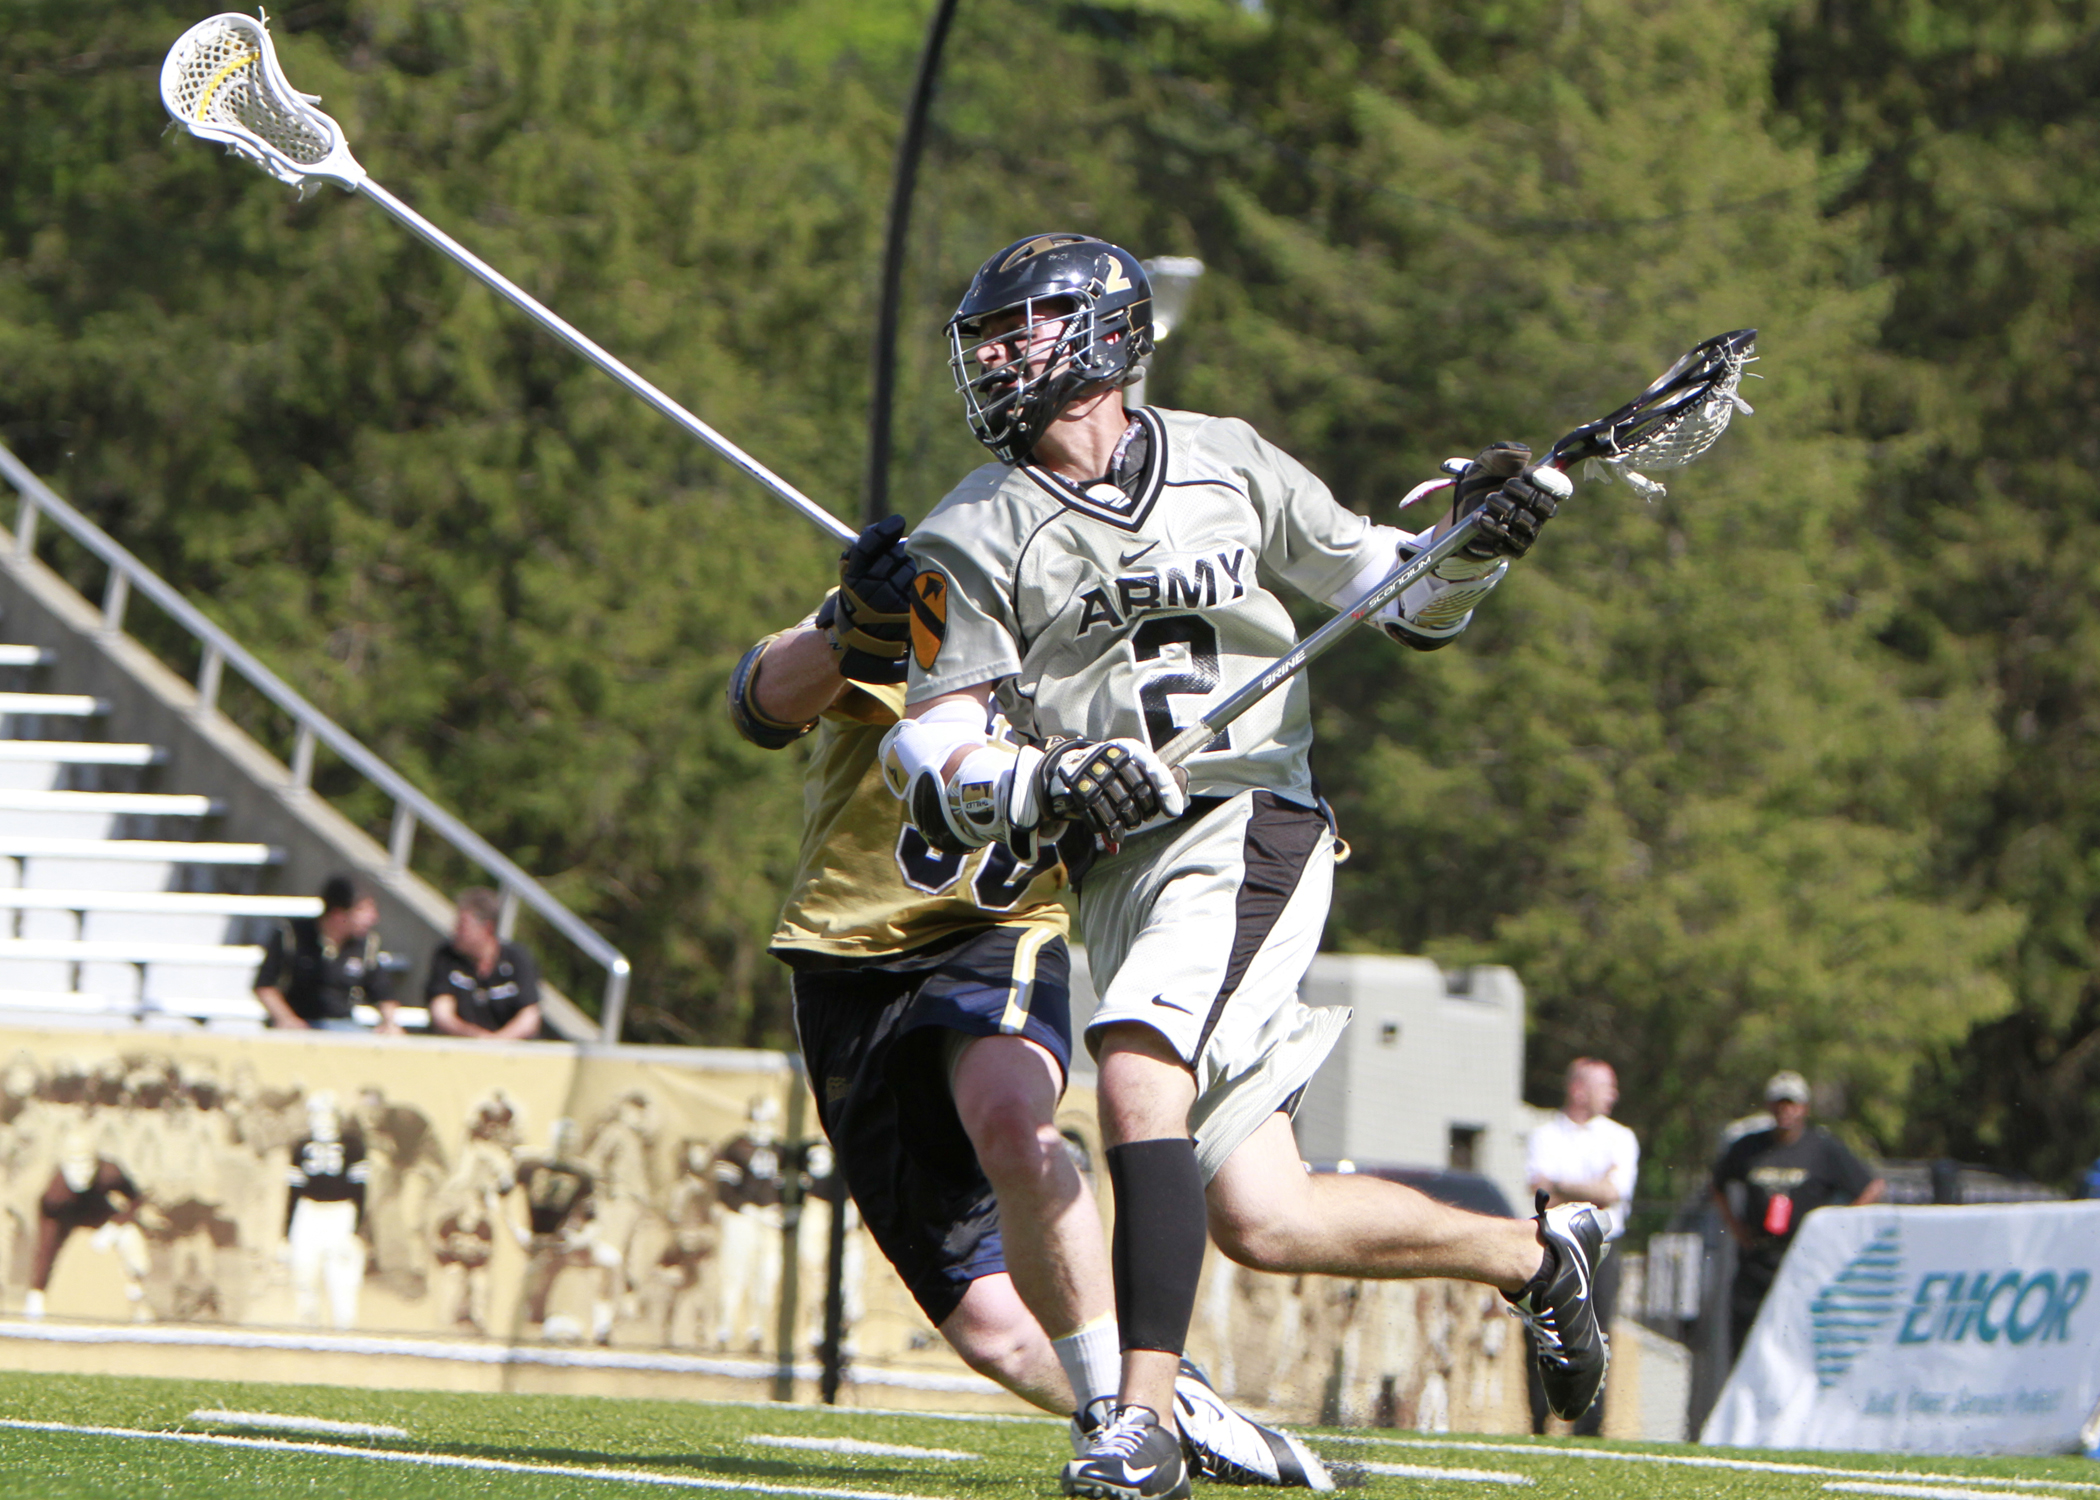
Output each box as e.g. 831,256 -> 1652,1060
1080,790 -> 1352,1181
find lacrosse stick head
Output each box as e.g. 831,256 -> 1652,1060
1552,329 -> 1757,499
162,11 -> 366,193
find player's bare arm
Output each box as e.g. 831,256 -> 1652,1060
752,627 -> 856,726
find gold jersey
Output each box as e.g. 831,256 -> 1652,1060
758,637 -> 1068,961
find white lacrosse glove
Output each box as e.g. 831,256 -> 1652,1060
880,703 -> 1058,859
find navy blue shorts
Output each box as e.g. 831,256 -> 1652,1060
784,924 -> 1072,1327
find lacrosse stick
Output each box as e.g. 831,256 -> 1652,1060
160,11 -> 856,544
1158,328 -> 1758,768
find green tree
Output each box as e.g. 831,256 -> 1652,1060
1094,0 -> 2018,1172
1766,0 -> 2100,1186
0,0 -> 2046,1195
1,0 -> 1140,1042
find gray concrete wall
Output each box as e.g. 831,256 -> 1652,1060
0,535 -> 599,1040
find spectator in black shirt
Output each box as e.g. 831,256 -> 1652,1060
254,875 -> 402,1034
426,887 -> 543,1040
1711,1069 -> 1886,1361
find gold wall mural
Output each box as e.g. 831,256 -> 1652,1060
0,1028 -> 1531,1430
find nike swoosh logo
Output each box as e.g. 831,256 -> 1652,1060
1151,996 -> 1196,1015
1123,1466 -> 1158,1484
1119,541 -> 1160,567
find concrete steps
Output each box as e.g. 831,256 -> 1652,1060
1,444 -> 622,1040
0,740 -> 164,764
1,637 -> 278,1029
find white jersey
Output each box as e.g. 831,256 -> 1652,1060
1525,1111 -> 1640,1241
903,406 -> 1411,803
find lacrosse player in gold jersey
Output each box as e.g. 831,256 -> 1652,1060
881,233 -> 1608,1500
728,517 -> 1330,1488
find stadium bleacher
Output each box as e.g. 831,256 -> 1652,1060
1,440 -> 621,1041
0,652 -> 419,1030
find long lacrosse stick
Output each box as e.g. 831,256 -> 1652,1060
1158,328 -> 1758,768
160,11 -> 856,544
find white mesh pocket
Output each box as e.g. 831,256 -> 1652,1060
162,14 -> 362,189
1586,359 -> 1754,497
1632,374 -> 1751,470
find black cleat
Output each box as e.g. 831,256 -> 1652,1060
1173,1360 -> 1334,1489
1062,1404 -> 1192,1500
1509,1190 -> 1611,1421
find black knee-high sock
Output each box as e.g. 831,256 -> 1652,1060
1106,1137 -> 1207,1354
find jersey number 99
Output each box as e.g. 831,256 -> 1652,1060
896,828 -> 1060,910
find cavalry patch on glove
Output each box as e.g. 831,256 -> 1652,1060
910,572 -> 949,671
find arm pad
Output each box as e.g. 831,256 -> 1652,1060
879,700 -> 1051,858
1322,530 -> 1509,653
1382,548 -> 1508,651
726,639 -> 818,750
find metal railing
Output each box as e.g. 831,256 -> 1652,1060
0,440 -> 631,1042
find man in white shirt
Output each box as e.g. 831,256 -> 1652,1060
1525,1057 -> 1638,1435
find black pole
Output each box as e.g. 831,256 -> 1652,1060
771,1072 -> 807,1403
818,1162 -> 850,1403
864,0 -> 963,528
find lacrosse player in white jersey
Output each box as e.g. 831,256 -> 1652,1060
881,233 -> 1609,1500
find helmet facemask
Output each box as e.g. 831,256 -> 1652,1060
949,288 -> 1150,465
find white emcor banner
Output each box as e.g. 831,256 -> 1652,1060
1703,1202 -> 2100,1454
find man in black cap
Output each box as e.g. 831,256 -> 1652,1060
253,874 -> 402,1034
1711,1069 -> 1885,1361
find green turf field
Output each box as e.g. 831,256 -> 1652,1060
0,1370 -> 2093,1499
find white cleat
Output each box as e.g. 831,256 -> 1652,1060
1173,1359 -> 1334,1490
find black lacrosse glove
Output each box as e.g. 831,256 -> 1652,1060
817,513 -> 915,684
1452,441 -> 1561,560
1036,738 -> 1184,844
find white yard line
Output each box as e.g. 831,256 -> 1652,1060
746,1436 -> 978,1462
1831,1478 -> 2074,1487
701,1399 -> 1057,1427
1317,1436 -> 2100,1492
0,1418 -> 949,1499
188,1408 -> 408,1438
0,1320 -> 1001,1396
1357,1461 -> 1532,1485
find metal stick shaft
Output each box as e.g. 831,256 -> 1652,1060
359,181 -> 857,544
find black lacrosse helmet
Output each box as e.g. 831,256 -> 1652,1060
947,233 -> 1155,464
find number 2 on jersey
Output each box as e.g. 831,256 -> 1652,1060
1132,616 -> 1231,752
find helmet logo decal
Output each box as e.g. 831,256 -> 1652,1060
999,234 -> 1085,272
1101,260 -> 1132,294
909,572 -> 950,671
